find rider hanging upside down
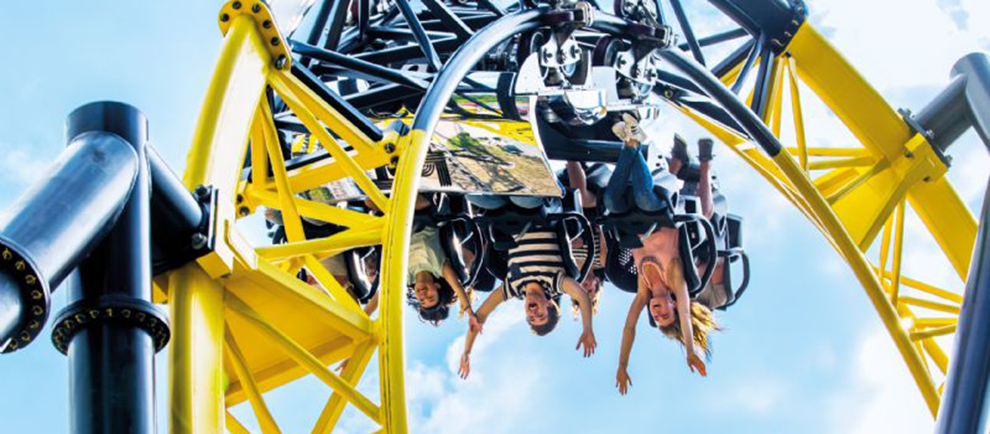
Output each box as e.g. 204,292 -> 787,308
607,114 -> 721,394
407,194 -> 478,326
457,193 -> 598,379
565,160 -> 608,317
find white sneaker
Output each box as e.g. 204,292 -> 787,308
622,113 -> 647,142
612,121 -> 629,141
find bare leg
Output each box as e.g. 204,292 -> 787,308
699,160 -> 714,219
566,161 -> 597,208
668,156 -> 683,177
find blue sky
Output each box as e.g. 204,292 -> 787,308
0,1 -> 988,433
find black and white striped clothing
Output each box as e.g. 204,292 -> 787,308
571,225 -> 604,272
504,228 -> 566,300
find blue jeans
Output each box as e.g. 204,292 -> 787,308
604,145 -> 666,214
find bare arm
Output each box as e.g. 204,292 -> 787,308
561,277 -> 593,333
619,277 -> 648,369
667,259 -> 696,358
442,261 -> 473,315
462,285 -> 506,356
363,290 -> 379,316
566,161 -> 597,208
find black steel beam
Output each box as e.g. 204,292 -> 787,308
322,0 -> 353,51
57,101 -> 168,434
393,0 -> 443,71
935,177 -> 990,433
749,42 -> 775,120
712,38 -> 755,80
0,108 -> 141,353
731,36 -> 761,94
657,48 -> 780,156
669,0 -> 705,65
291,63 -> 384,142
678,27 -> 749,51
420,0 -> 475,41
291,39 -> 430,89
916,53 -> 990,153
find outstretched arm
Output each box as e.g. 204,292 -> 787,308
364,290 -> 379,316
459,285 -> 506,379
668,259 -> 706,376
561,276 -> 596,357
442,261 -> 474,317
617,277 -> 648,395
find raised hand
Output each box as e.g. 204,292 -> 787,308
616,366 -> 633,395
687,353 -> 707,377
458,353 -> 471,379
576,330 -> 597,357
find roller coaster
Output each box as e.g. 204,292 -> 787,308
0,0 -> 988,432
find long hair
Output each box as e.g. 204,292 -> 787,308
406,274 -> 455,326
655,301 -> 720,360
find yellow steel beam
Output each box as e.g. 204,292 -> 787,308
890,201 -> 906,304
225,334 -> 357,406
766,56 -> 787,137
807,156 -> 875,170
259,103 -> 307,243
907,177 -> 977,280
234,258 -> 374,340
312,340 -> 378,434
824,161 -> 889,205
225,327 -> 282,434
899,297 -> 961,315
304,255 -> 365,316
786,56 -> 809,171
268,71 -> 389,210
169,265 -> 226,434
226,412 -> 252,434
769,150 -> 940,415
911,325 -> 958,341
226,294 -> 382,424
247,189 -> 382,229
183,14 -> 271,277
255,225 -> 383,261
915,318 -> 958,328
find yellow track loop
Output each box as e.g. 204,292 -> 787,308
678,24 -> 976,416
164,2 -> 414,433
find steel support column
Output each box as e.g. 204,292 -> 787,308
57,101 -> 168,434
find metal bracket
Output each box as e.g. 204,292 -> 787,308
218,0 -> 293,70
899,108 -> 952,167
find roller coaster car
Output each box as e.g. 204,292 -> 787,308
602,170 -> 718,298
473,188 -> 597,285
412,193 -> 488,289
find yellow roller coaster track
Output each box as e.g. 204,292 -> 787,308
156,2 -> 975,433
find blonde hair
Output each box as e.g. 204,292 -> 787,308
659,301 -> 721,360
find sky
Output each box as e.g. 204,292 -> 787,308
0,1 -> 988,433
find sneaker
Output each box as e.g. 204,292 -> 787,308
672,134 -> 690,164
698,138 -> 715,162
621,113 -> 647,142
612,121 -> 629,142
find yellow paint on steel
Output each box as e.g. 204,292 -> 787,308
378,128 -> 437,434
899,297 -> 962,315
255,225 -> 383,261
786,56 -> 809,171
247,189 -> 382,228
312,340 -> 378,434
227,293 -> 382,423
268,71 -> 389,209
303,254 -> 365,316
224,327 -> 283,434
225,412 -> 252,434
890,201 -> 906,305
260,103 -> 307,243
769,150 -> 941,415
168,265 -> 226,434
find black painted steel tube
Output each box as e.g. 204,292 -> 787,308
148,144 -> 203,274
291,39 -> 430,89
394,0 -> 443,71
916,53 -> 990,153
412,8 -> 547,133
669,0 -> 705,65
657,48 -> 779,155
64,101 -> 157,434
678,27 -> 749,51
935,176 -> 990,434
0,128 -> 139,352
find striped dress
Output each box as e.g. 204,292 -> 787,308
504,228 -> 566,300
571,225 -> 604,274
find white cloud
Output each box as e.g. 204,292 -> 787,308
0,145 -> 52,189
829,328 -> 934,434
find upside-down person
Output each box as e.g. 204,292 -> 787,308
668,135 -> 731,311
606,114 -> 721,394
407,194 -> 478,326
457,197 -> 598,379
565,161 -> 607,317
